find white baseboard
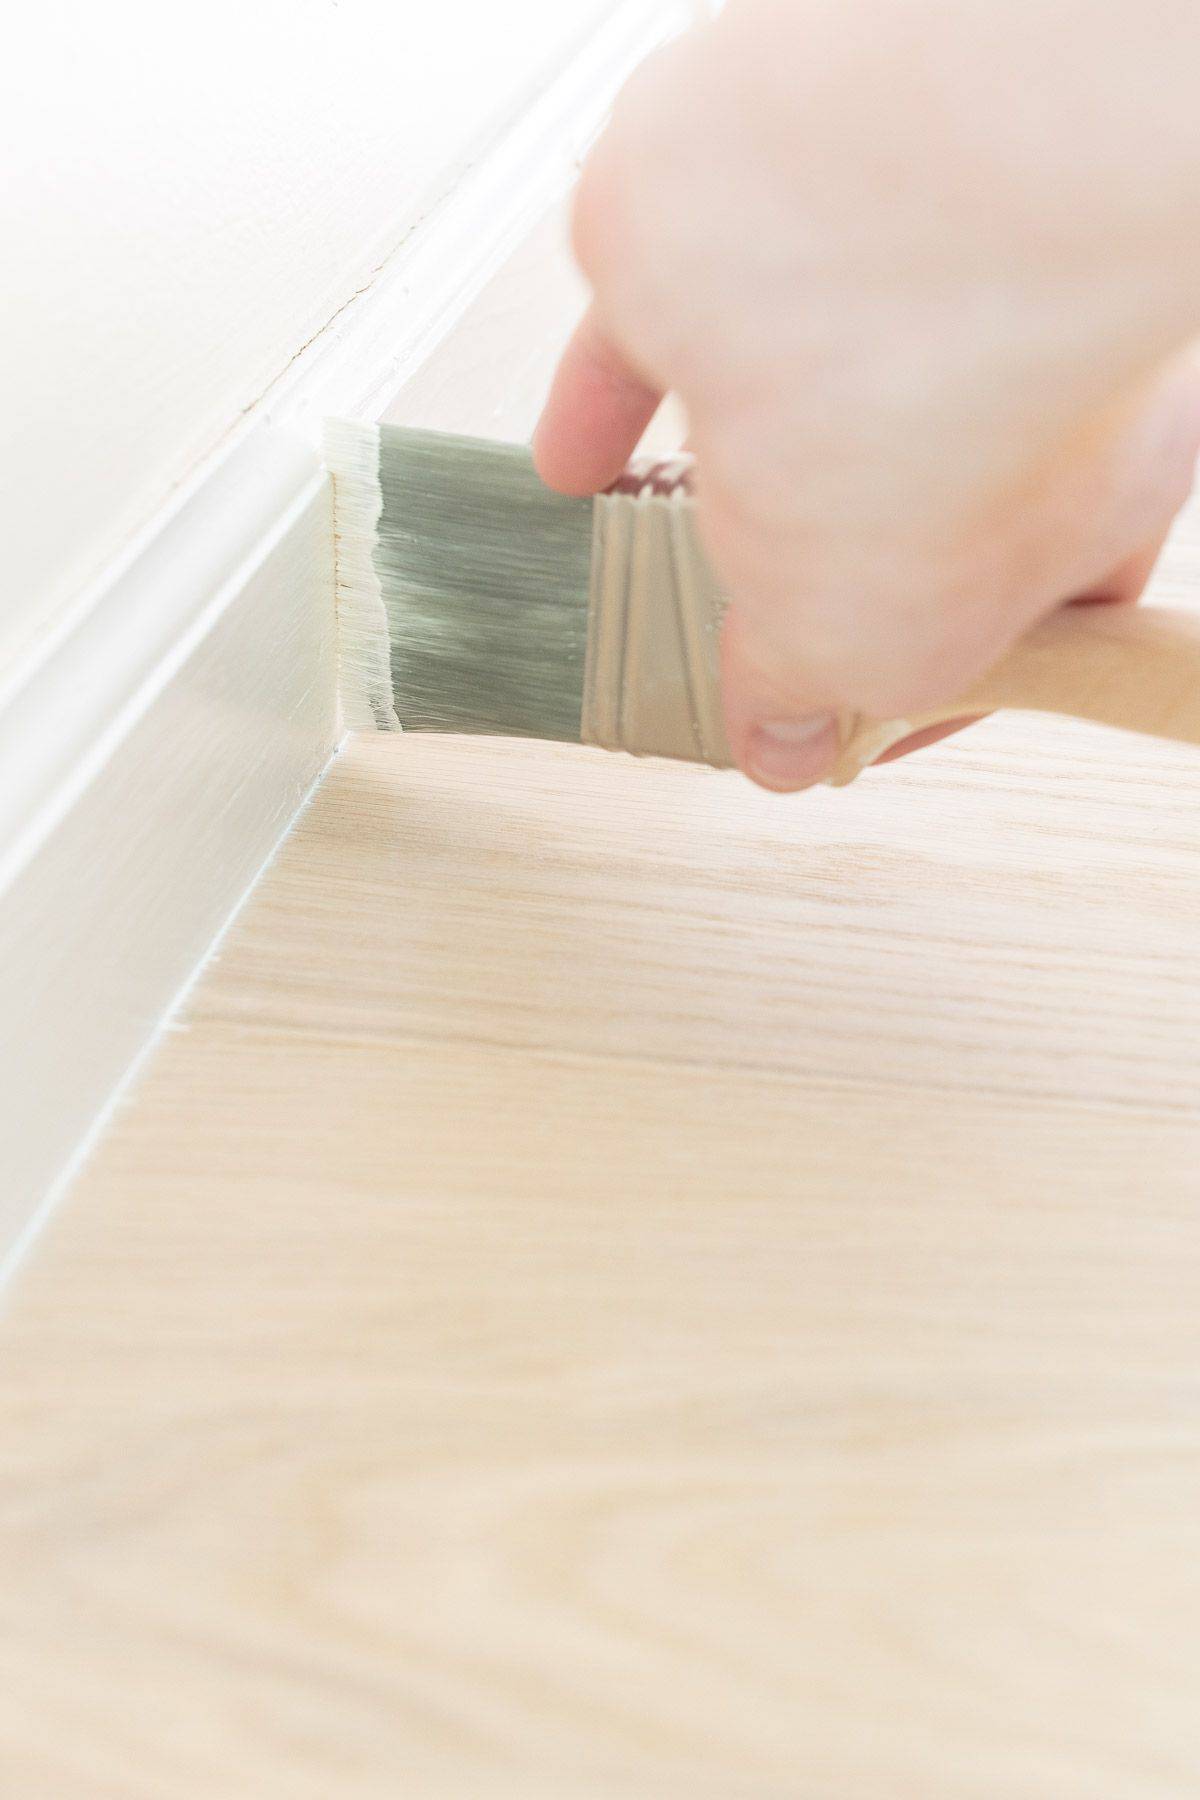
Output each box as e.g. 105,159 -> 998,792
0,0 -> 691,1269
0,481 -> 338,1260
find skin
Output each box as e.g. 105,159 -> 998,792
533,0 -> 1200,790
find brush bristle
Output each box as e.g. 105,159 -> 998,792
373,425 -> 593,742
325,417 -> 402,732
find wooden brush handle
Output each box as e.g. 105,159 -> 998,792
589,473 -> 1200,776
830,603 -> 1200,784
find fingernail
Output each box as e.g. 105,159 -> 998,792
746,714 -> 838,791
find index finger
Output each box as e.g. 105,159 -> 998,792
532,306 -> 663,497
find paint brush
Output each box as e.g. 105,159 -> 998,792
326,421 -> 1200,784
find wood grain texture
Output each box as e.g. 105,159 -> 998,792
4,186 -> 1199,1796
3,612 -> 1200,1795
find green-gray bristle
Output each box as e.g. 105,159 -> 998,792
375,425 -> 593,742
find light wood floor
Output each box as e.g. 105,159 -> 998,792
3,659 -> 1200,1794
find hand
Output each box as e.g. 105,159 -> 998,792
534,0 -> 1200,789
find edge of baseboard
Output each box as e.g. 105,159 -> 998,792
0,0 -> 690,1269
0,745 -> 338,1305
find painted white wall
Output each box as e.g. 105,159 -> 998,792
0,0 -> 616,676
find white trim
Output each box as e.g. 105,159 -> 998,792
0,0 -> 689,1257
0,750 -> 336,1303
0,477 -> 339,1250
